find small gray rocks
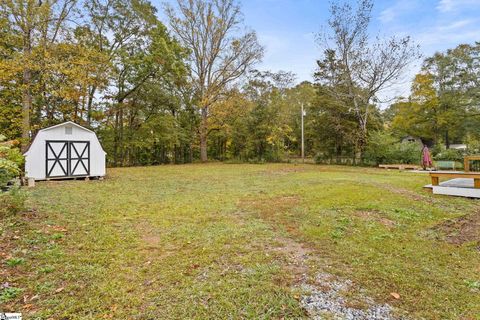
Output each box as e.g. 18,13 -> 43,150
301,273 -> 397,320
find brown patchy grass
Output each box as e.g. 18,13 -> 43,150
354,210 -> 397,229
434,211 -> 480,248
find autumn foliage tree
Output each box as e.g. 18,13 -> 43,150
165,0 -> 264,162
2,0 -> 479,167
391,42 -> 480,149
1,0 -> 79,150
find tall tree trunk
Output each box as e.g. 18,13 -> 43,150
445,130 -> 450,149
357,116 -> 368,163
21,29 -> 32,152
174,144 -> 178,164
87,86 -> 96,126
358,134 -> 367,163
22,69 -> 32,150
223,139 -> 227,161
74,102 -> 79,122
335,139 -> 342,164
199,107 -> 208,162
113,108 -> 120,166
119,106 -> 124,165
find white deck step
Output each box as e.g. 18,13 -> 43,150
424,178 -> 480,198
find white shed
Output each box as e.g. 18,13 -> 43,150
24,121 -> 106,180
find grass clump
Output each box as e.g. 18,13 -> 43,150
0,287 -> 23,303
5,257 -> 25,267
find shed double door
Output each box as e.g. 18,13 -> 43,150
46,141 -> 90,178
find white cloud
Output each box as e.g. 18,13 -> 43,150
378,0 -> 419,23
414,27 -> 480,50
436,0 -> 480,13
375,0 -> 480,103
437,19 -> 474,31
258,34 -> 289,58
379,8 -> 396,23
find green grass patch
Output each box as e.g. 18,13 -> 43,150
5,257 -> 25,267
0,287 -> 23,304
1,164 -> 479,319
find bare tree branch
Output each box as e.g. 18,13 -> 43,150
316,0 -> 420,158
165,0 -> 263,161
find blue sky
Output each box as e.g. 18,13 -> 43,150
157,0 -> 480,99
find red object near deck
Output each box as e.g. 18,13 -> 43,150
422,146 -> 432,168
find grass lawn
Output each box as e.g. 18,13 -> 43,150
1,164 -> 480,319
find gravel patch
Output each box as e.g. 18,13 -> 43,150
256,228 -> 401,319
301,273 -> 398,320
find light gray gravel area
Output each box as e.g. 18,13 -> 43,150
271,235 -> 402,319
301,273 -> 399,320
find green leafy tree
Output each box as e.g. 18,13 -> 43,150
282,81 -> 317,157
391,42 -> 480,149
79,0 -> 189,165
391,73 -> 441,144
308,85 -> 360,163
237,71 -> 296,161
363,131 -> 421,165
0,135 -> 25,216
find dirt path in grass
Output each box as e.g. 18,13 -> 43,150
270,234 -> 398,320
239,196 -> 400,320
370,182 -> 434,203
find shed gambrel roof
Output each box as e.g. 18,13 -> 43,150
39,121 -> 95,134
23,121 -> 105,155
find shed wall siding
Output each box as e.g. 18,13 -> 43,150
25,124 -> 106,180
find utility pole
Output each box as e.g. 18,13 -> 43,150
301,104 -> 305,163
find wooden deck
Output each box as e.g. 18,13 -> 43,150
426,171 -> 480,198
429,171 -> 480,188
379,164 -> 420,170
425,178 -> 480,198
464,155 -> 480,172
422,156 -> 480,198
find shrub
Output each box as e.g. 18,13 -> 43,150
364,131 -> 421,165
0,187 -> 26,217
0,134 -> 26,216
392,142 -> 422,164
0,135 -> 23,189
314,153 -> 327,164
363,131 -> 397,165
434,148 -> 464,162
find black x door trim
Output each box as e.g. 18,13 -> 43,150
45,141 -> 90,178
46,141 -> 68,177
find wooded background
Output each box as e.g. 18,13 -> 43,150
1,0 -> 479,167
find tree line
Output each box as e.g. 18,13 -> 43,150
1,0 -> 478,167
389,43 -> 480,149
